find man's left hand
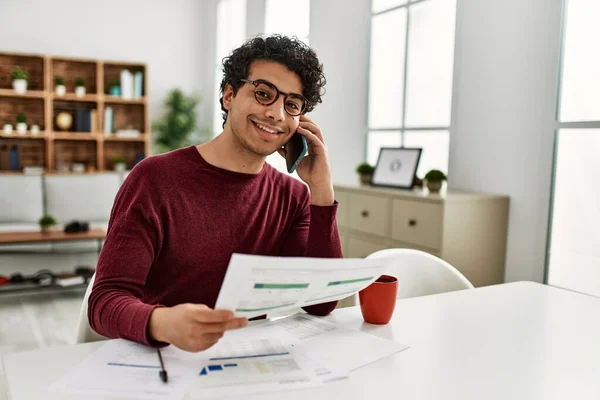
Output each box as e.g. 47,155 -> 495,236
279,115 -> 334,206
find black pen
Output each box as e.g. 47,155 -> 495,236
157,349 -> 168,383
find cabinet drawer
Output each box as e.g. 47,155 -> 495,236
345,234 -> 388,258
392,199 -> 443,250
348,194 -> 389,237
335,189 -> 349,227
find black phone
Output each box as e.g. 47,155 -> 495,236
284,133 -> 308,173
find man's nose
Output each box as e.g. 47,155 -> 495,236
264,96 -> 286,121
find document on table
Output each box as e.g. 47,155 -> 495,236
50,337 -> 321,400
189,333 -> 321,399
49,339 -> 206,400
248,313 -> 410,373
215,253 -> 395,319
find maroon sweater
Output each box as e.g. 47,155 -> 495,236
89,146 -> 342,345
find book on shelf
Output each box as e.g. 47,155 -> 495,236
90,109 -> 97,133
104,107 -> 114,135
116,129 -> 141,138
134,71 -> 143,99
120,69 -> 133,100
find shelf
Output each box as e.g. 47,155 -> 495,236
0,132 -> 47,139
0,89 -> 45,99
51,93 -> 98,102
0,281 -> 88,297
103,134 -> 147,142
103,96 -> 146,104
52,132 -> 97,141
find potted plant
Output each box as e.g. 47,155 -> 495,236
108,79 -> 121,96
55,76 -> 66,96
113,156 -> 126,172
356,162 -> 375,185
153,89 -> 202,153
38,214 -> 57,233
424,169 -> 447,193
3,122 -> 13,134
15,113 -> 27,134
30,124 -> 40,135
10,66 -> 29,94
75,77 -> 86,97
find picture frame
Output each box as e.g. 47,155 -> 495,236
371,147 -> 422,189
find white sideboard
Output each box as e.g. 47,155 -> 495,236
334,184 -> 510,287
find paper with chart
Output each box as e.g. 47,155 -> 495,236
215,254 -> 395,319
50,336 -> 320,400
189,332 -> 321,399
49,339 -> 207,400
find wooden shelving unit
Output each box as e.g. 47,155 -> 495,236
0,52 -> 149,173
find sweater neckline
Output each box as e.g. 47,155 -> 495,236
188,145 -> 268,181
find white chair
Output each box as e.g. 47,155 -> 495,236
75,273 -> 108,344
340,248 -> 474,308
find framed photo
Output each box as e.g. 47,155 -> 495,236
371,147 -> 422,189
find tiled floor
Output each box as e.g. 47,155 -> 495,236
0,291 -> 84,400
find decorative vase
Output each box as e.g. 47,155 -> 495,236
12,79 -> 27,94
41,225 -> 55,233
16,123 -> 27,135
114,162 -> 126,172
30,124 -> 40,135
56,112 -> 73,131
55,85 -> 66,96
75,86 -> 86,97
109,85 -> 121,96
426,181 -> 443,193
3,124 -> 13,134
359,173 -> 372,185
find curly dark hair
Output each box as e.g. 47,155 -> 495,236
219,35 -> 326,127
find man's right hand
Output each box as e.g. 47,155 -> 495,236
148,304 -> 248,352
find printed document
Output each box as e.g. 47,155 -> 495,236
215,254 -> 395,319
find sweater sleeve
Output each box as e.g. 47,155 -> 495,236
280,197 -> 343,316
88,163 -> 166,346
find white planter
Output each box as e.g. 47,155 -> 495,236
12,79 -> 27,94
3,124 -> 13,134
30,124 -> 40,135
16,123 -> 27,134
75,86 -> 86,97
55,85 -> 66,96
114,162 -> 126,172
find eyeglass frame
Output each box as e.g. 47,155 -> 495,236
240,78 -> 309,116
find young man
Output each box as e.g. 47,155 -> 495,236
88,35 -> 342,352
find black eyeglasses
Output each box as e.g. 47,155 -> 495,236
240,78 -> 308,117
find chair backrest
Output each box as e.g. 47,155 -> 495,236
75,273 -> 108,344
367,248 -> 474,299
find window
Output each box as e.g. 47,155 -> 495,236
367,0 -> 456,178
548,0 -> 600,297
213,0 -> 247,135
263,0 -> 310,177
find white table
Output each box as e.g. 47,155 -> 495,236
3,282 -> 600,400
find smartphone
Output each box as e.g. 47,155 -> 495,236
284,133 -> 308,174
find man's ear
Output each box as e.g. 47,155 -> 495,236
222,83 -> 234,111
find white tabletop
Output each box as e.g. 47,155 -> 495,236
3,282 -> 600,400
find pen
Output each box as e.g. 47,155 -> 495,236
157,349 -> 168,383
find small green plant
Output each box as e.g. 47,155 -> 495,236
112,156 -> 125,164
38,214 -> 57,227
356,162 -> 375,175
55,76 -> 65,86
424,169 -> 447,182
153,88 -> 202,153
16,113 -> 26,124
10,66 -> 29,81
75,77 -> 85,87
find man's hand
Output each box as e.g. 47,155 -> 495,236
278,115 -> 334,206
148,304 -> 248,352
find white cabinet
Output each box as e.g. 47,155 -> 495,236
335,184 -> 509,287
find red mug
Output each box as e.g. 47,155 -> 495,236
359,275 -> 398,324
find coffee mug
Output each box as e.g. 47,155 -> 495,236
359,275 -> 398,324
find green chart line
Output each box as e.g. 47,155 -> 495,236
327,277 -> 373,286
253,283 -> 309,289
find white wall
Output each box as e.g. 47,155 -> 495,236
0,0 -> 214,143
449,0 -> 563,282
309,0 -> 371,185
